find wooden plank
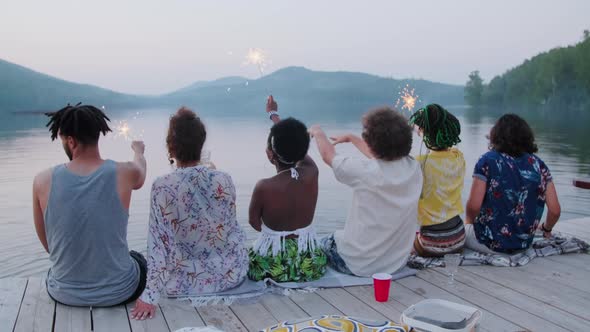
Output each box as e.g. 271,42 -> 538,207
417,269 -> 569,331
288,291 -> 343,317
561,217 -> 590,227
390,279 -> 497,332
389,280 -> 428,306
316,288 -> 389,321
545,252 -> 590,269
397,276 -> 521,331
54,304 -> 92,332
554,222 -> 590,241
437,267 -> 590,331
345,286 -> 406,323
259,294 -> 309,322
158,298 -> 204,331
0,278 -> 27,332
197,305 -> 248,331
13,278 -> 55,332
230,302 -> 278,331
93,305 -> 131,332
127,301 -> 170,332
516,256 -> 590,293
463,264 -> 590,320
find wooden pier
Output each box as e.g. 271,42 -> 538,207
1,217 -> 589,331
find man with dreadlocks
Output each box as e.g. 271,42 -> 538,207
32,104 -> 148,307
409,104 -> 466,257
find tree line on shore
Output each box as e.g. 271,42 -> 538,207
465,30 -> 590,113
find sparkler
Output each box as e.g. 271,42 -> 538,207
102,106 -> 144,141
112,116 -> 144,141
244,48 -> 268,78
395,84 -> 420,115
113,120 -> 133,141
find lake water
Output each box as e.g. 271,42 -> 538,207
1,109 -> 589,278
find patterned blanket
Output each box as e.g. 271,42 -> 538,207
408,232 -> 589,269
260,315 -> 410,332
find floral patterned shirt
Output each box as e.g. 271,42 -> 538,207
139,166 -> 248,304
473,151 -> 552,253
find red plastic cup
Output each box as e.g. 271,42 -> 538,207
372,273 -> 393,302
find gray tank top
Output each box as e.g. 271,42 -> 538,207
45,160 -> 139,306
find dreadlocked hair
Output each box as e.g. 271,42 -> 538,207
45,103 -> 112,145
409,103 -> 461,150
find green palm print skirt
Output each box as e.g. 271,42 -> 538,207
248,238 -> 328,282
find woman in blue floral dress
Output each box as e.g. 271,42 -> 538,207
465,114 -> 562,254
131,108 -> 248,320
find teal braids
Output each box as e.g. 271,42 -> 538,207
409,104 -> 461,150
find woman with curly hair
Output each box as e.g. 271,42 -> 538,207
409,104 -> 466,257
310,107 -> 422,276
465,114 -> 561,254
131,107 -> 248,320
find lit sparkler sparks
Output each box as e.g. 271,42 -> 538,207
103,106 -> 143,141
113,120 -> 132,141
113,120 -> 143,141
244,48 -> 268,78
395,84 -> 420,114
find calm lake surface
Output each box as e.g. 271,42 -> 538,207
1,109 -> 589,278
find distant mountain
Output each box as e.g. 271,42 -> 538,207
0,59 -> 465,119
163,66 -> 465,119
170,76 -> 249,94
0,59 -> 153,113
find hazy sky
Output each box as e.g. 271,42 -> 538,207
1,0 -> 588,94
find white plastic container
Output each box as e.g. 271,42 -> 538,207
400,299 -> 482,332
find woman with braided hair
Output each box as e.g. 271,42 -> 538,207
409,104 -> 466,257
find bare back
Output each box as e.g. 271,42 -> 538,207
250,157 -> 319,232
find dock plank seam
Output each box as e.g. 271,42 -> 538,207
157,304 -> 172,332
226,307 -> 247,331
459,265 -> 590,322
415,270 -> 556,331
428,268 -> 579,332
9,278 -> 28,332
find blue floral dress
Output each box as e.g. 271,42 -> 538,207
139,166 -> 248,304
473,150 -> 552,253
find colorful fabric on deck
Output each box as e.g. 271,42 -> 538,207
472,151 -> 552,253
260,315 -> 410,332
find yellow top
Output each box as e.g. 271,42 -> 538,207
416,148 -> 465,226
